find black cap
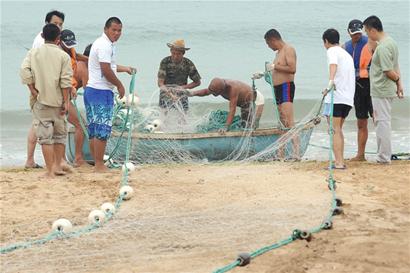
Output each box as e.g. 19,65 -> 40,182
348,19 -> 363,35
60,29 -> 77,48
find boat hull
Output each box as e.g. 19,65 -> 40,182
67,121 -> 316,164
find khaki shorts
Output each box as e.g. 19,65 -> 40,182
32,102 -> 67,145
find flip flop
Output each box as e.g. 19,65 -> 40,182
24,163 -> 43,169
324,164 -> 347,170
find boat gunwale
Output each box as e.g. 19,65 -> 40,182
69,121 -> 316,140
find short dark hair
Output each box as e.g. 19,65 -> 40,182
105,17 -> 122,29
45,10 -> 65,23
42,23 -> 60,42
83,43 -> 92,57
264,29 -> 282,40
363,15 -> 383,32
322,28 -> 340,44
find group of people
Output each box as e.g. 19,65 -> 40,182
321,16 -> 403,169
21,11 -> 134,177
20,10 -> 404,177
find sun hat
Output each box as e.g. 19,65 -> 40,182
167,39 -> 190,51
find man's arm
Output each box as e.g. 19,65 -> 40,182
76,53 -> 88,63
181,80 -> 201,90
117,64 -> 136,75
274,47 -> 297,74
100,62 -> 125,98
190,88 -> 211,97
225,96 -> 238,127
20,50 -> 34,86
385,63 -> 404,98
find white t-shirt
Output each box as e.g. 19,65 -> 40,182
325,46 -> 355,106
87,33 -> 117,90
32,32 -> 44,48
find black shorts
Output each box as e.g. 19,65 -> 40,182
273,82 -> 295,105
354,78 -> 373,119
333,104 -> 352,118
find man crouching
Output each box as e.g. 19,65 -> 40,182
189,78 -> 264,133
20,24 -> 72,178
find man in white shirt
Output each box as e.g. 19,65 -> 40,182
322,28 -> 355,170
85,17 -> 135,172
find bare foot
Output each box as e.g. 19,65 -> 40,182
61,163 -> 75,173
350,155 -> 366,162
41,172 -> 56,179
73,159 -> 88,168
94,165 -> 112,172
54,170 -> 67,176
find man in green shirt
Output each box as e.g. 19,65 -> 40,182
363,15 -> 404,164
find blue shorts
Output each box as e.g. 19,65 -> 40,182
83,86 -> 114,140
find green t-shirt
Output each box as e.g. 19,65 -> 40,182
369,36 -> 399,98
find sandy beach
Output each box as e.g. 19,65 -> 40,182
0,160 -> 409,273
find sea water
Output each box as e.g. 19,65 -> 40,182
1,1 -> 409,166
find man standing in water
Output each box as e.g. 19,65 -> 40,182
263,29 -> 297,129
85,17 -> 135,172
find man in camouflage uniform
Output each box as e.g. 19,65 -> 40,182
157,39 -> 201,113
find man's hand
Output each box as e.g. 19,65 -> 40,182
61,101 -> 69,116
28,84 -> 39,98
117,83 -> 125,99
124,66 -> 137,75
181,89 -> 192,97
265,62 -> 275,72
218,126 -> 228,135
327,80 -> 335,91
323,80 -> 335,96
397,81 -> 404,99
70,87 -> 77,99
252,72 -> 265,80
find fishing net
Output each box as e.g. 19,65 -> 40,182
1,73 -> 330,272
103,77 -> 324,165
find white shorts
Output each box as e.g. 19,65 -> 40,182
255,90 -> 265,106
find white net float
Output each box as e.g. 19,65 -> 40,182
100,202 -> 116,215
118,95 -> 140,107
88,210 -> 106,225
151,119 -> 162,129
119,185 -> 134,200
51,219 -> 73,233
122,162 -> 136,173
144,124 -> 155,133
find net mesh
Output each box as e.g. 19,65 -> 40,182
1,79 -> 328,272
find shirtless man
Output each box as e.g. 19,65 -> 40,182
264,29 -> 297,129
188,78 -> 264,133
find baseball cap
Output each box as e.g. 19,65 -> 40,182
348,19 -> 363,35
60,29 -> 77,48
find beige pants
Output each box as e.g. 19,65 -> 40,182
32,102 -> 67,145
372,97 -> 394,163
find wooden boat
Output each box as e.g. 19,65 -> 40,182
66,118 -> 319,164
